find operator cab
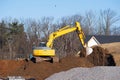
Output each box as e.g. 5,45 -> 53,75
39,42 -> 46,47
39,42 -> 51,50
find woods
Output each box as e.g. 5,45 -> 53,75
0,9 -> 120,59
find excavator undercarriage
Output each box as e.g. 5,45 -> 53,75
30,56 -> 59,63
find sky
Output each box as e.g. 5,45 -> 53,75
0,0 -> 120,21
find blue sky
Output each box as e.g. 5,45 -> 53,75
0,0 -> 120,20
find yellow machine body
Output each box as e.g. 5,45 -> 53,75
33,48 -> 55,56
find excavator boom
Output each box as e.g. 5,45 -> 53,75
47,22 -> 85,48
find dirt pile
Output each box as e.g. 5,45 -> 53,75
0,56 -> 93,80
0,46 -> 116,80
80,46 -> 116,66
0,60 -> 25,78
87,46 -> 107,66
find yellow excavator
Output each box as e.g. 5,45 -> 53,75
31,22 -> 93,63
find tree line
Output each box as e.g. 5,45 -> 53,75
0,9 -> 120,59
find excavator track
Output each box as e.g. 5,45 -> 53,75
52,56 -> 59,63
34,57 -> 51,63
33,56 -> 59,63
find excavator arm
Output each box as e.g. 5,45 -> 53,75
46,22 -> 85,48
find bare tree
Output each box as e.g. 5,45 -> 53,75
96,17 -> 105,35
40,17 -> 54,40
100,9 -> 120,35
26,17 -> 55,48
112,26 -> 120,35
83,11 -> 96,35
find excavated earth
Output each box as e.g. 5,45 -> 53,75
0,46 -> 117,80
80,46 -> 116,66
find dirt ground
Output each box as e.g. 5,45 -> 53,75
0,57 -> 93,80
0,42 -> 120,80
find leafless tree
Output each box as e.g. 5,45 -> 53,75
40,17 -> 54,41
83,11 -> 96,35
25,18 -> 42,47
100,9 -> 120,35
111,26 -> 120,35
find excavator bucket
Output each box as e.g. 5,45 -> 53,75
76,47 -> 93,57
86,36 -> 100,56
86,47 -> 93,56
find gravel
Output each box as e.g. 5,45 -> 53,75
45,66 -> 120,80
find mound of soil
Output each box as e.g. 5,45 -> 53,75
87,46 -> 107,66
80,46 -> 116,66
0,56 -> 93,80
0,46 -> 116,80
0,60 -> 25,78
